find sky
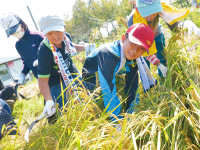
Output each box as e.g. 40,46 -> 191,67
0,0 -> 76,57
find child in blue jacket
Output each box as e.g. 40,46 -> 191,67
82,23 -> 155,120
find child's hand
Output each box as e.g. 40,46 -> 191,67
183,20 -> 200,36
43,100 -> 56,117
84,43 -> 96,52
18,74 -> 26,85
33,59 -> 38,67
158,64 -> 167,77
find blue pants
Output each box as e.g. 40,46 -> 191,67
50,82 -> 67,110
48,76 -> 82,111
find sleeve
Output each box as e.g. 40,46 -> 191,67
145,54 -> 160,65
37,44 -> 53,78
166,21 -> 180,32
97,48 -> 122,120
15,43 -> 30,75
125,64 -> 138,110
21,57 -> 30,75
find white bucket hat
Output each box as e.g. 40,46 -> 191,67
38,14 -> 65,35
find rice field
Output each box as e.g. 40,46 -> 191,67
1,7 -> 200,150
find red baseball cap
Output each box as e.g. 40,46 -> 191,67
126,23 -> 155,54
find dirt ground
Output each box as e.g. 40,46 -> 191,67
19,82 -> 41,99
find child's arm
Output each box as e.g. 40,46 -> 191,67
73,43 -> 96,63
37,44 -> 56,117
73,43 -> 96,53
17,57 -> 30,85
166,19 -> 200,37
73,44 -> 85,52
38,77 -> 52,100
38,77 -> 56,117
146,55 -> 167,77
145,54 -> 160,66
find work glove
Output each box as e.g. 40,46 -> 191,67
33,59 -> 38,67
183,20 -> 200,36
18,74 -> 26,85
43,100 -> 56,117
84,43 -> 96,57
158,64 -> 167,77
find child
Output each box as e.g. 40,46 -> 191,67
37,14 -> 82,119
82,23 -> 155,120
0,12 -> 93,85
0,12 -> 45,84
127,0 -> 200,104
127,0 -> 192,78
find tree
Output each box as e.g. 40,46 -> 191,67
64,0 -> 133,42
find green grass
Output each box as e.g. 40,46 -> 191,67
1,6 -> 200,150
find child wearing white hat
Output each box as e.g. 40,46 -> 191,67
37,14 -> 84,122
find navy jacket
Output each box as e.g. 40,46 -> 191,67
15,29 -> 45,78
82,40 -> 138,119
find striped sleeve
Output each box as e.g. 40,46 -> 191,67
145,55 -> 160,65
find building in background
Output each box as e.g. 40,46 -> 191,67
0,57 -> 32,89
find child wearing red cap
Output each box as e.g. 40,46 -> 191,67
127,0 -> 200,79
126,0 -> 200,112
82,23 -> 154,121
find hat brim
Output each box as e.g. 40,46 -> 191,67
5,23 -> 20,38
128,33 -> 149,54
138,2 -> 163,17
42,26 -> 65,35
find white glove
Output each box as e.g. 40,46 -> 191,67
84,43 -> 96,57
158,64 -> 167,77
183,20 -> 200,36
33,59 -> 38,67
43,100 -> 56,117
18,74 -> 26,85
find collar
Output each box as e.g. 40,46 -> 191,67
20,29 -> 30,40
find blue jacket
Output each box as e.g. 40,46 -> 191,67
82,40 -> 138,120
15,29 -> 45,78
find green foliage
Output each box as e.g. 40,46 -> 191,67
186,9 -> 200,27
65,0 -> 132,43
173,0 -> 191,8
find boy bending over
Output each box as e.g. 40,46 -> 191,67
37,15 -> 81,122
82,23 -> 154,120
